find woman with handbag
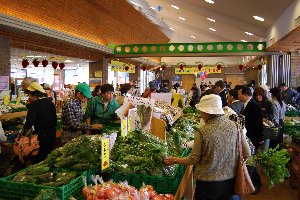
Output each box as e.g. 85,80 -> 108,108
164,94 -> 251,200
21,82 -> 57,164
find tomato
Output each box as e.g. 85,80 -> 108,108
82,186 -> 95,197
106,189 -> 118,199
96,189 -> 106,199
146,185 -> 154,192
148,191 -> 157,199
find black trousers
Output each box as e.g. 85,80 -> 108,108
195,178 -> 235,200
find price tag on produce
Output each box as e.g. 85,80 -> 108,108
121,118 -> 128,137
101,137 -> 110,172
16,94 -> 23,105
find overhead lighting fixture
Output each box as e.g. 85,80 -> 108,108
241,40 -> 247,42
150,6 -> 155,10
169,27 -> 174,30
205,0 -> 215,4
245,31 -> 253,36
179,17 -> 186,21
171,5 -> 179,9
26,55 -> 42,58
207,18 -> 215,22
253,16 -> 264,21
65,60 -> 72,63
190,36 -> 196,39
209,28 -> 216,32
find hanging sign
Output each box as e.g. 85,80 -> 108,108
95,71 -> 102,78
111,61 -> 136,73
101,137 -> 110,172
175,66 -> 221,74
0,76 -> 9,91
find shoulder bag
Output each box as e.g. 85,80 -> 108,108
234,124 -> 255,195
13,128 -> 40,163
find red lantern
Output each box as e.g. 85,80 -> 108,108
179,64 -> 184,71
141,66 -> 147,71
217,64 -> 222,70
59,62 -> 65,70
125,66 -> 129,71
161,65 -> 166,70
42,59 -> 48,67
238,65 -> 244,71
52,61 -> 58,69
32,59 -> 40,67
257,64 -> 262,70
22,59 -> 29,68
197,64 -> 203,70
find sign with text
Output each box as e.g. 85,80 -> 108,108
0,76 -> 9,91
101,137 -> 110,172
175,66 -> 221,74
111,61 -> 136,73
95,71 -> 102,78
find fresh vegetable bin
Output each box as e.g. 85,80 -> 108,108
0,170 -> 86,200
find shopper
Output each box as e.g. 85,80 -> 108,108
142,81 -> 157,98
86,84 -> 119,133
228,89 -> 243,115
92,85 -> 101,97
189,86 -> 201,108
22,82 -> 57,163
21,77 -> 36,92
61,83 -> 102,144
280,83 -> 299,105
43,83 -> 57,105
238,86 -> 263,193
253,87 -> 274,121
164,94 -> 251,200
158,80 -> 170,93
270,87 -> 286,146
117,83 -> 133,105
215,80 -> 228,107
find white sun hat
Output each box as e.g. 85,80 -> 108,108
195,94 -> 225,115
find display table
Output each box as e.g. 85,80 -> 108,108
289,142 -> 300,199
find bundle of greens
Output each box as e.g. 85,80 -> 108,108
34,189 -> 60,200
183,106 -> 200,114
247,146 -> 290,188
111,129 -> 173,176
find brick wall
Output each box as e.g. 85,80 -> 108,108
291,53 -> 300,87
0,36 -> 10,77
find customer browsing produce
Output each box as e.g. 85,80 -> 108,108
164,94 -> 251,200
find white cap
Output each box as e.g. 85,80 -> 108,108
196,94 -> 225,115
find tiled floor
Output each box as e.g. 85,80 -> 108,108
243,174 -> 298,200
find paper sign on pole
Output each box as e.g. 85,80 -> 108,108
101,137 -> 110,172
121,118 -> 128,137
0,76 -> 9,91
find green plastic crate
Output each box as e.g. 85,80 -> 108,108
110,172 -> 142,189
0,170 -> 86,200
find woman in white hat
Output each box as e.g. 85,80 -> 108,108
165,94 -> 251,200
22,82 -> 57,163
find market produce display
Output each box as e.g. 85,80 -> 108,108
247,146 -> 290,188
154,101 -> 181,125
285,104 -> 299,117
284,119 -> 300,144
111,129 -> 172,176
82,180 -> 174,200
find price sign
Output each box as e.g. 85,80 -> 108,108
121,118 -> 128,137
101,137 -> 110,172
3,94 -> 10,105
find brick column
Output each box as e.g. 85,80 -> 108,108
0,36 -> 10,77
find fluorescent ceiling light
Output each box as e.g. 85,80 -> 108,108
190,36 -> 196,39
241,40 -> 247,42
205,0 -> 215,4
169,27 -> 174,30
26,55 -> 42,58
171,5 -> 179,9
207,18 -> 215,22
209,28 -> 216,32
245,31 -> 253,36
65,60 -> 72,63
253,16 -> 264,21
179,17 -> 186,21
150,6 -> 155,10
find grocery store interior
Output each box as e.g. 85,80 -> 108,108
0,0 -> 300,199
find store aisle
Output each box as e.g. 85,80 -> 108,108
243,175 -> 298,200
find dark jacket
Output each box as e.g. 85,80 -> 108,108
257,100 -> 274,121
229,100 -> 243,115
241,98 -> 264,147
158,87 -> 169,93
282,88 -> 299,105
219,89 -> 228,107
189,92 -> 201,108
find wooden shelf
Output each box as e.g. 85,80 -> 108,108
0,111 -> 27,121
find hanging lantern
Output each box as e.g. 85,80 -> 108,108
142,66 -> 147,71
217,64 -> 222,70
22,59 -> 29,68
59,62 -> 65,70
160,62 -> 167,70
257,64 -> 262,70
32,59 -> 40,67
197,64 -> 203,70
238,64 -> 244,71
52,61 -> 58,69
179,64 -> 184,71
161,65 -> 166,70
124,66 -> 129,71
42,59 -> 48,67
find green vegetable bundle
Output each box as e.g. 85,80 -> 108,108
183,106 -> 200,114
111,129 -> 172,176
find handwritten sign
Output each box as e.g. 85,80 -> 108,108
0,76 -> 9,91
121,118 -> 128,137
111,61 -> 135,73
95,71 -> 102,78
101,137 -> 110,172
175,66 -> 221,74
